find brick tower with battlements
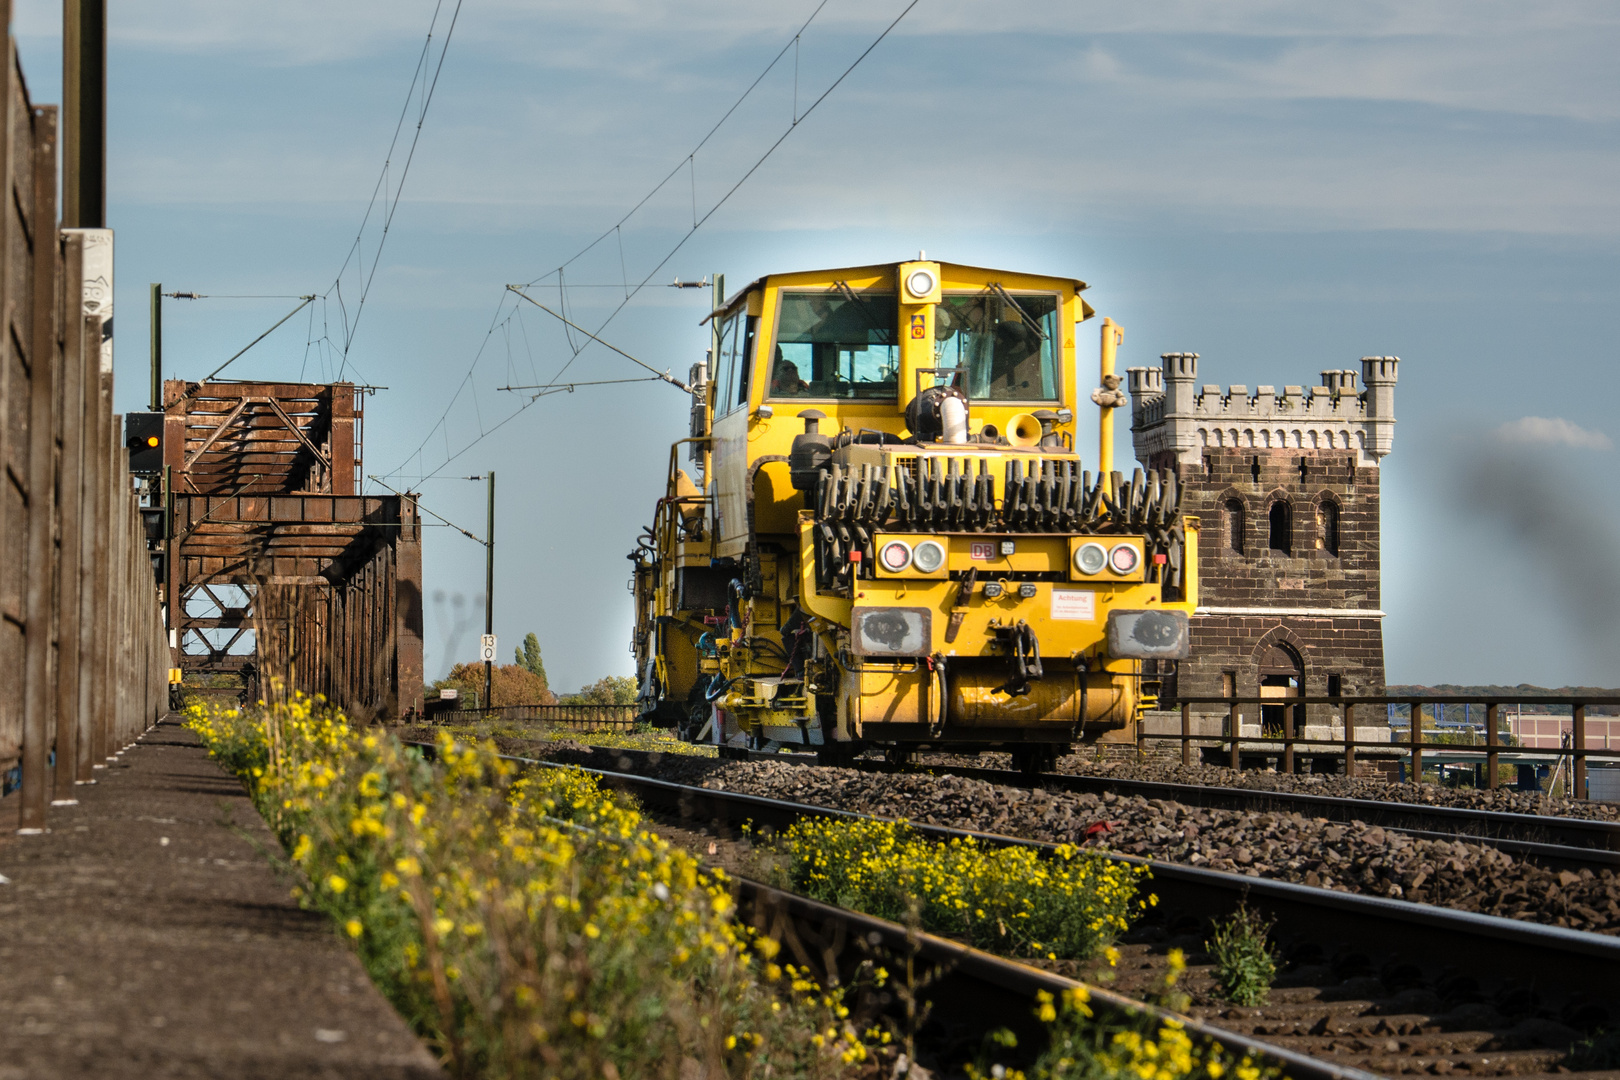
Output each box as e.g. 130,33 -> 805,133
1127,352 -> 1399,743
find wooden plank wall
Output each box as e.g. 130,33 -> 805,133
0,34 -> 170,835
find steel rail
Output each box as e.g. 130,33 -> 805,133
734,877 -> 1383,1080
410,742 -> 1620,1006
404,741 -> 1378,1080
877,758 -> 1620,861
727,748 -> 1620,864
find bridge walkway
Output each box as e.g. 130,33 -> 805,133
0,716 -> 440,1079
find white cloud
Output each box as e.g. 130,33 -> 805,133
1495,416 -> 1613,450
36,0 -> 1607,237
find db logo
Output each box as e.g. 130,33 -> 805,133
970,542 -> 994,560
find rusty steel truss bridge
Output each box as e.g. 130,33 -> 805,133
158,379 -> 424,719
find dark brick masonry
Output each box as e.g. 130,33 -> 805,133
1159,448 -> 1388,709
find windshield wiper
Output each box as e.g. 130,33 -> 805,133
988,283 -> 1049,342
834,281 -> 894,346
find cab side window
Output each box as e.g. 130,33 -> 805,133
735,315 -> 758,411
714,314 -> 739,415
715,313 -> 759,417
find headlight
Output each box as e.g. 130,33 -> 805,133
1108,543 -> 1141,575
1018,583 -> 1037,599
1074,542 -> 1107,575
1106,609 -> 1190,659
913,539 -> 946,573
905,268 -> 937,299
853,608 -> 931,656
982,582 -> 1004,598
879,540 -> 913,572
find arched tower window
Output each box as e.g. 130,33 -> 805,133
1319,500 -> 1340,558
1224,498 -> 1244,554
1268,500 -> 1291,555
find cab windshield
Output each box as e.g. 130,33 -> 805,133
769,291 -> 899,400
934,291 -> 1060,401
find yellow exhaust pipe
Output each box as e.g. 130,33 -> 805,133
1099,317 -> 1122,476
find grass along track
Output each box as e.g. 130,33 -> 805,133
424,738 -> 1620,1079
402,739 -> 1372,1080
464,734 -> 1620,937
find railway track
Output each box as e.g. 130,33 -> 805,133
914,756 -> 1620,848
534,737 -> 1620,890
416,739 -> 1620,1078
747,749 -> 1620,875
404,741 -> 1371,1080
731,862 -> 1380,1080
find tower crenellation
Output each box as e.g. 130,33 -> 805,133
1127,353 -> 1399,470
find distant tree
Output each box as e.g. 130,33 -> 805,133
433,662 -> 556,708
512,632 -> 549,691
563,675 -> 638,706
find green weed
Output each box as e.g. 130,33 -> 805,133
1206,903 -> 1278,1007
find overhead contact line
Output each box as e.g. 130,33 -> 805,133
381,0 -> 923,488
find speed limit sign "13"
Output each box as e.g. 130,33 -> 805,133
479,634 -> 497,662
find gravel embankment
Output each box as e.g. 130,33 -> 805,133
1023,753 -> 1620,821
527,748 -> 1620,937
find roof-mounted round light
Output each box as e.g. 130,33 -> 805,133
905,267 -> 937,300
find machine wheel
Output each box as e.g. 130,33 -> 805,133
679,675 -> 718,743
817,743 -> 860,768
1010,745 -> 1059,777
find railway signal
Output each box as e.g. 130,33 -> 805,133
124,411 -> 163,473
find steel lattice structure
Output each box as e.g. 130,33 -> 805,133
161,379 -> 424,719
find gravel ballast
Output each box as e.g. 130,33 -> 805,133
1029,752 -> 1620,822
512,746 -> 1620,937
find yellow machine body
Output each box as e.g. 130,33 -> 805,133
630,260 -> 1199,765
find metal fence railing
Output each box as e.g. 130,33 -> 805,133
1145,695 -> 1620,799
428,702 -> 641,732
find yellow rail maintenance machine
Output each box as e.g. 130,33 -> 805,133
630,259 -> 1198,769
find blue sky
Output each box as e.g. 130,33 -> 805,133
13,1 -> 1620,690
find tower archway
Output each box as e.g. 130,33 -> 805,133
1259,642 -> 1304,736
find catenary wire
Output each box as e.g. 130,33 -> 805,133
458,0 -> 923,426
380,0 -> 921,487
536,0 -> 835,287
159,4 -> 464,389
324,0 -> 466,380
368,474 -> 487,545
